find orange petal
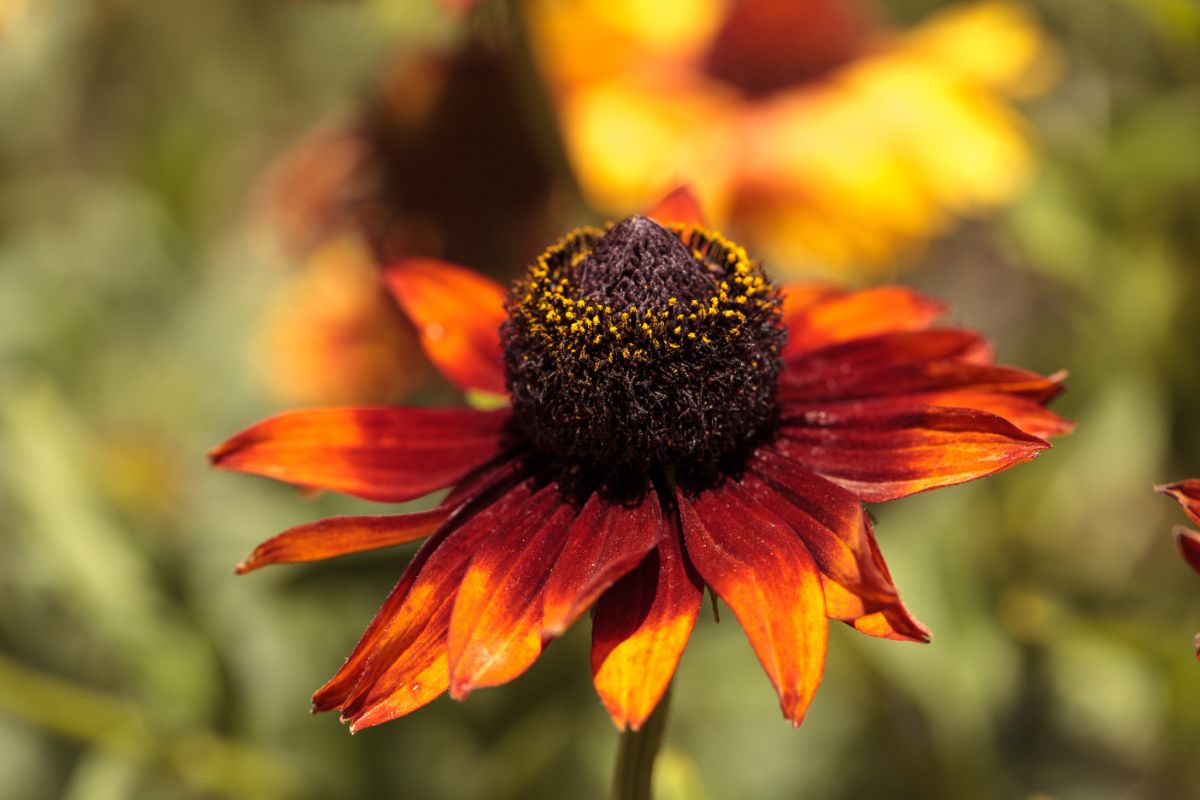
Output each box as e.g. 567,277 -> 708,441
778,405 -> 1048,503
235,509 -> 451,574
312,528 -> 455,717
542,489 -> 664,637
680,485 -> 828,726
383,259 -> 508,395
447,488 -> 577,699
210,406 -> 508,502
643,186 -> 707,227
1158,480 -> 1200,529
784,287 -> 945,357
591,526 -> 703,731
337,484 -> 549,728
344,606 -> 454,731
312,473 -> 528,717
780,283 -> 845,330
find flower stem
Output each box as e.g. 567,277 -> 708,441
612,683 -> 673,800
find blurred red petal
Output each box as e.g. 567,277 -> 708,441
643,186 -> 707,227
447,488 -> 577,699
784,287 -> 945,357
542,489 -> 664,637
235,510 -> 450,574
777,405 -> 1048,503
210,406 -> 508,503
680,485 -> 827,726
703,0 -> 871,95
592,525 -> 703,731
1158,480 -> 1200,529
383,259 -> 508,395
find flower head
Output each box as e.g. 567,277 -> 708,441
1156,480 -> 1200,658
212,191 -> 1070,731
528,0 -> 1057,273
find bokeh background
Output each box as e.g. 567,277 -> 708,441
2,1 -> 1199,798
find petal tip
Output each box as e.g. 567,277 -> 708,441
644,185 -> 707,227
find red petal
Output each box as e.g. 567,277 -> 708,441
447,488 -> 577,699
383,259 -> 508,395
742,454 -> 888,599
591,525 -> 703,731
210,406 -> 508,502
311,473 -> 526,717
235,509 -> 450,574
643,186 -> 707,227
1158,480 -> 1200,529
894,390 -> 1072,438
787,329 -> 992,369
1180,528 -> 1200,576
542,490 -> 664,637
745,452 -> 929,642
784,287 -> 944,357
777,405 -> 1048,503
679,484 -> 827,726
780,359 -> 1064,405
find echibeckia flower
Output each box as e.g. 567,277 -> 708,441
212,193 -> 1070,731
527,0 -> 1056,274
1156,480 -> 1200,658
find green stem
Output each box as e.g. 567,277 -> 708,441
612,683 -> 673,800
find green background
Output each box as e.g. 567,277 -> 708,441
2,1 -> 1199,798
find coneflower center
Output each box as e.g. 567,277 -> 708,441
502,215 -> 784,483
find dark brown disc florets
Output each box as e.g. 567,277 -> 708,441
501,215 -> 784,483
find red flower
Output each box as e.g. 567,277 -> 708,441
212,190 -> 1070,731
1156,480 -> 1200,658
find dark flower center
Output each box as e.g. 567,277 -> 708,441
502,215 -> 784,483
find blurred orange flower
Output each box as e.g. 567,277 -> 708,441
258,43 -> 556,404
261,236 -> 428,405
528,0 -> 1057,275
1157,480 -> 1200,659
214,192 -> 1069,732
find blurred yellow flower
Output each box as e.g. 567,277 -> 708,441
528,0 -> 1057,276
0,0 -> 28,34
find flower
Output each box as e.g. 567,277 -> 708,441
1156,480 -> 1200,658
260,236 -> 429,405
212,190 -> 1070,731
255,42 -> 556,404
526,0 -> 1056,274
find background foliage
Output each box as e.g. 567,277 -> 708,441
1,1 -> 1199,798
